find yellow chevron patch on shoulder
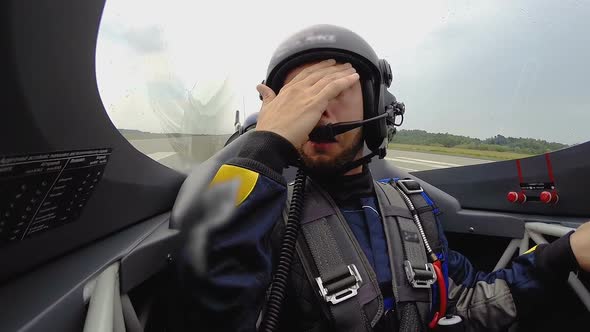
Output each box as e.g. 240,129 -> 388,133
209,164 -> 259,206
523,245 -> 538,255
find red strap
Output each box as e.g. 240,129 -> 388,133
545,153 -> 556,187
428,260 -> 447,329
515,159 -> 524,193
428,312 -> 441,330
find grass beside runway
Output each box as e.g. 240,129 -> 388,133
388,143 -> 534,161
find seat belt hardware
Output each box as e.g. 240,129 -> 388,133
315,264 -> 362,305
403,261 -> 437,289
396,179 -> 424,195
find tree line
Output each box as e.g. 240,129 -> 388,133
390,129 -> 569,155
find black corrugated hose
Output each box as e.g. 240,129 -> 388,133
259,168 -> 306,332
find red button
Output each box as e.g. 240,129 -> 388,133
540,191 -> 551,203
507,192 -> 519,203
540,191 -> 559,204
507,192 -> 526,203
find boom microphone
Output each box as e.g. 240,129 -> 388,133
308,101 -> 405,143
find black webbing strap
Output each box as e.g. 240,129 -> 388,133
375,181 -> 435,331
301,219 -> 369,331
285,182 -> 375,331
394,179 -> 443,254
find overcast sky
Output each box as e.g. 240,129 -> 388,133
95,0 -> 590,145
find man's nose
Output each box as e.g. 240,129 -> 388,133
322,101 -> 339,121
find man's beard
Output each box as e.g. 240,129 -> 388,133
299,130 -> 364,175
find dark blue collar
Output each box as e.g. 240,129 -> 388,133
311,165 -> 374,204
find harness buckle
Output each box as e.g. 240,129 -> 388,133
403,260 -> 437,288
315,264 -> 362,305
397,179 -> 424,194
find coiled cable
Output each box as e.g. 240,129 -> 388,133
259,168 -> 307,332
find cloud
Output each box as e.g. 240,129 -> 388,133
122,26 -> 165,54
96,0 -> 590,145
393,0 -> 590,144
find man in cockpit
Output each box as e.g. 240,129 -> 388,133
178,24 -> 590,331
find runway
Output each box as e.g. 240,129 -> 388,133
126,136 -> 492,172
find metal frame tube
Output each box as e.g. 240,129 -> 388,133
525,222 -> 575,238
512,223 -> 589,312
568,272 -> 590,312
121,294 -> 144,332
519,232 -> 530,255
494,238 -> 521,271
527,231 -> 548,245
113,269 -> 126,332
83,263 -> 120,332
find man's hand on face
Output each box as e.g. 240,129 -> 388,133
255,59 -> 360,148
571,221 -> 590,272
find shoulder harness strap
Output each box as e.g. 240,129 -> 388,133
374,181 -> 436,331
381,177 -> 452,326
285,179 -> 383,331
393,178 -> 443,253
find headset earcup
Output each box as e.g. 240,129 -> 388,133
379,59 -> 393,88
361,80 -> 387,151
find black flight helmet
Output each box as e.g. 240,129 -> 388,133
262,24 -> 395,153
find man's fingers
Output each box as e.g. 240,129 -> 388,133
256,84 -> 276,106
310,67 -> 357,94
316,73 -> 360,101
299,63 -> 354,88
287,59 -> 338,85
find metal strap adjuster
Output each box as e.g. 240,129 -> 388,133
315,264 -> 362,305
404,261 -> 437,288
397,179 -> 424,194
